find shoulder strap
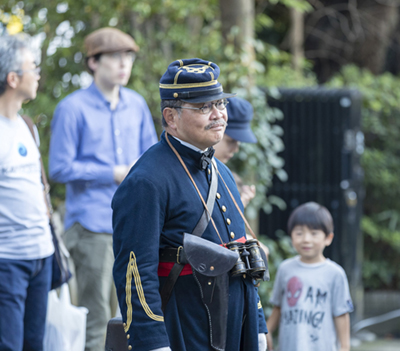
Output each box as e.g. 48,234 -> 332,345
191,159 -> 218,237
21,115 -> 36,142
21,115 -> 53,214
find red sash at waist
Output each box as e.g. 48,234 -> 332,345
158,262 -> 192,276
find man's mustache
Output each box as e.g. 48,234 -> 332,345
205,120 -> 227,130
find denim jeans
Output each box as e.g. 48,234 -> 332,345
0,256 -> 52,351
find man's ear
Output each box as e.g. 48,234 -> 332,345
163,108 -> 177,129
6,71 -> 20,90
87,57 -> 98,73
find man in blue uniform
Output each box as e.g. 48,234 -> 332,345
112,58 -> 268,351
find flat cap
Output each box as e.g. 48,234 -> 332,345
84,27 -> 139,57
225,97 -> 257,143
159,58 -> 235,103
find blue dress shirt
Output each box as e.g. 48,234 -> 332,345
49,82 -> 158,234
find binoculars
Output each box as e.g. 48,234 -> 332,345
226,239 -> 266,280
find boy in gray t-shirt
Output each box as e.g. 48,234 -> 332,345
266,202 -> 353,351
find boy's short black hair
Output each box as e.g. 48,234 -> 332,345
287,202 -> 334,236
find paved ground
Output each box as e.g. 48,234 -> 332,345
352,339 -> 400,351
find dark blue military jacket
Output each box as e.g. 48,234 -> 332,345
112,131 -> 267,351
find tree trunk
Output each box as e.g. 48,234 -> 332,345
219,0 -> 255,59
289,8 -> 305,72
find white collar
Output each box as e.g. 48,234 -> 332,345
172,136 -> 209,153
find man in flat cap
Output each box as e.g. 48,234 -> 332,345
49,27 -> 158,351
112,58 -> 268,351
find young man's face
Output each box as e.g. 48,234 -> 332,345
14,50 -> 40,101
91,51 -> 134,87
170,100 -> 228,150
290,225 -> 333,264
214,134 -> 240,163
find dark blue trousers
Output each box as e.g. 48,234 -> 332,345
0,256 -> 52,351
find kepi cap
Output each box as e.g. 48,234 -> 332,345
225,97 -> 257,143
159,58 -> 236,103
84,27 -> 139,57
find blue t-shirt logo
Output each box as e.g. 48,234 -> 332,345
18,143 -> 27,157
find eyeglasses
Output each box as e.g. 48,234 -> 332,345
175,99 -> 229,115
16,67 -> 41,76
103,51 -> 136,63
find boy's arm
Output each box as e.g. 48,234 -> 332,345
266,306 -> 281,351
334,312 -> 350,351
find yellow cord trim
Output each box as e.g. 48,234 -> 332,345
258,300 -> 263,309
182,64 -> 215,71
209,72 -> 214,80
124,251 -> 163,332
178,59 -> 183,67
159,80 -> 218,89
174,70 -> 182,85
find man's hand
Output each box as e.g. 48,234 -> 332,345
113,165 -> 130,184
240,184 -> 256,208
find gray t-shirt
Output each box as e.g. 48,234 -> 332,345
270,256 -> 353,351
0,115 -> 53,260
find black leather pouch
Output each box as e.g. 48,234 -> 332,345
183,233 -> 238,276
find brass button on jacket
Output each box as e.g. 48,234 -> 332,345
216,192 -> 221,199
227,218 -> 231,225
221,205 -> 227,212
230,232 -> 235,239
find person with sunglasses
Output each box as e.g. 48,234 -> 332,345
48,27 -> 158,351
112,58 -> 268,351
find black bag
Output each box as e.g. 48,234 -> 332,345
105,317 -> 129,351
22,115 -> 72,290
50,222 -> 72,290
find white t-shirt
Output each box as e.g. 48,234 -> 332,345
270,256 -> 353,351
0,115 -> 54,260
